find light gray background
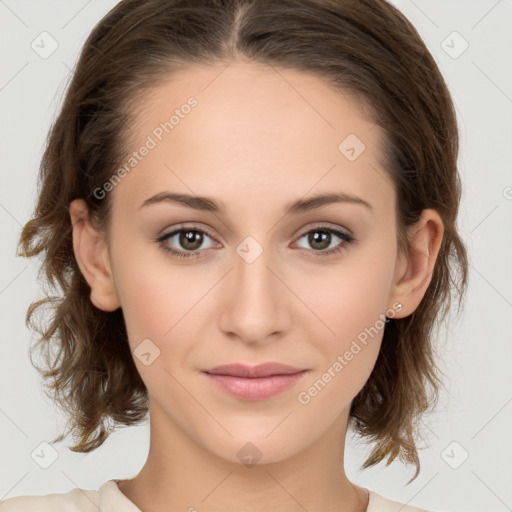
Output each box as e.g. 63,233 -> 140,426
0,1 -> 511,511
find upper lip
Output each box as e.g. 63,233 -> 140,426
203,363 -> 306,378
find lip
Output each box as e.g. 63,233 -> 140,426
202,363 -> 309,401
204,362 -> 306,378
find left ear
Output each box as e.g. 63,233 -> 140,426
387,209 -> 444,318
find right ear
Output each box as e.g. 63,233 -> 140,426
69,199 -> 120,312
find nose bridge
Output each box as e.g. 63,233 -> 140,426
236,235 -> 275,297
218,234 -> 290,343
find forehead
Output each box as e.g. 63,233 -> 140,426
113,61 -> 394,219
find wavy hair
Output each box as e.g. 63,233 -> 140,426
17,0 -> 468,482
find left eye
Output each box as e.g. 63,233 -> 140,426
294,227 -> 354,254
157,225 -> 355,259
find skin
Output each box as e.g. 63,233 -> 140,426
69,61 -> 444,512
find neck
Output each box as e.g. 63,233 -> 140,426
117,401 -> 369,512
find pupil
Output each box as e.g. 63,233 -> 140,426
310,231 -> 330,250
181,230 -> 202,250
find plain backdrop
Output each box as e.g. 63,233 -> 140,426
0,1 -> 511,511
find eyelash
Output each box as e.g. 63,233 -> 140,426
156,224 -> 356,260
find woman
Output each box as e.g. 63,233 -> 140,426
3,0 -> 468,510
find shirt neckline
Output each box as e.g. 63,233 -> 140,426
104,479 -> 376,512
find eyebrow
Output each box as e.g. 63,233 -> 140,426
138,191 -> 374,215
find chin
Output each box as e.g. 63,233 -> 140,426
200,432 -> 306,468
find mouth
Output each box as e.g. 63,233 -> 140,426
201,363 -> 309,401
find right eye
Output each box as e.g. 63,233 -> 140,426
157,225 -> 218,259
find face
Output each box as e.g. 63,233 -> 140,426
99,62 -> 405,465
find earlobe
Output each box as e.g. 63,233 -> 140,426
69,199 -> 120,312
388,209 -> 444,318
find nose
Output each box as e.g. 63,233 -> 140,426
217,240 -> 292,345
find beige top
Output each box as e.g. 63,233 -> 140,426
0,479 -> 434,511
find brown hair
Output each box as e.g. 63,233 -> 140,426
17,0 -> 468,482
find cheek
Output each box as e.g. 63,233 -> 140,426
295,245 -> 396,399
111,244 -> 218,384
303,249 -> 396,347
112,263 -> 197,396
115,273 -> 173,343
111,232 -> 201,343
295,282 -> 387,423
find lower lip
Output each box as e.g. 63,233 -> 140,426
203,371 -> 308,400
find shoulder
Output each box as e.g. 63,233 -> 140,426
367,489 -> 439,512
0,487 -> 99,512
